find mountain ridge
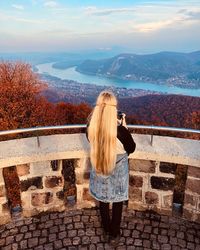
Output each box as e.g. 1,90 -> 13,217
76,51 -> 200,89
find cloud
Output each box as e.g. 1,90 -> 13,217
0,12 -> 50,25
84,6 -> 135,16
44,1 -> 58,8
134,19 -> 176,33
180,9 -> 200,20
12,4 -> 24,10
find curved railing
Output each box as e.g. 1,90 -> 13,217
0,124 -> 199,136
0,124 -> 199,147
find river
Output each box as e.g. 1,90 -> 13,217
36,62 -> 200,97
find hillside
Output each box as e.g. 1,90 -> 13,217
76,51 -> 200,89
118,95 -> 200,130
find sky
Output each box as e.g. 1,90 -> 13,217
0,0 -> 200,54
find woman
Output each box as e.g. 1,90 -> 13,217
87,91 -> 136,246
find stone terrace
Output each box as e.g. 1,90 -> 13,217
0,207 -> 200,250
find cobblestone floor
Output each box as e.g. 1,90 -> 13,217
0,207 -> 200,250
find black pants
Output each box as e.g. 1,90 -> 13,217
99,201 -> 123,237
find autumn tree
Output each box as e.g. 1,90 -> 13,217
0,61 -> 52,130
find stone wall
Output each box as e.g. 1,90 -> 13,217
17,161 -> 64,217
128,159 -> 176,215
0,133 -> 199,225
183,165 -> 200,221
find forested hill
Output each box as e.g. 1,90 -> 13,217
76,51 -> 200,88
119,94 -> 200,129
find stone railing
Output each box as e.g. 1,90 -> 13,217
0,131 -> 200,225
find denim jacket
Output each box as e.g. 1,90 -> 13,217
89,153 -> 129,203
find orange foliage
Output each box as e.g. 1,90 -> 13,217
0,62 -> 92,132
0,62 -> 48,130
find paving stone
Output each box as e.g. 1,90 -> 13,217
168,229 -> 176,237
33,229 -> 41,237
49,233 -> 57,242
0,238 -> 5,246
134,239 -> 143,246
2,245 -> 12,250
162,244 -> 171,250
39,238 -> 47,245
141,232 -> 150,239
73,236 -> 81,245
6,236 -> 14,245
89,244 -> 96,250
78,229 -> 85,236
128,222 -> 135,229
54,240 -> 63,249
170,236 -> 178,245
82,235 -> 90,245
58,231 -> 67,240
0,208 -> 200,250
8,228 -> 18,235
29,224 -> 36,231
44,243 -> 53,250
58,231 -> 67,239
68,229 -> 77,238
91,236 -> 100,244
44,220 -> 54,228
55,218 -> 62,225
187,242 -> 195,250
187,233 -> 195,242
152,240 -> 160,249
177,231 -> 185,239
66,223 -> 73,230
20,240 -> 27,249
1,230 -> 9,238
132,230 -> 140,238
144,225 -> 152,233
123,229 -> 131,237
74,222 -> 84,229
41,214 -> 49,223
126,237 -> 134,245
158,235 -> 168,244
59,224 -> 66,231
49,225 -> 58,234
24,232 -> 32,239
11,243 -> 18,250
143,239 -> 151,248
177,238 -> 187,248
20,225 -> 28,233
41,229 -> 48,237
82,215 -> 89,222
35,246 -> 44,250
86,228 -> 96,236
50,213 -> 58,220
136,224 -> 144,231
28,238 -> 38,248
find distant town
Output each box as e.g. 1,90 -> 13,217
40,74 -> 163,104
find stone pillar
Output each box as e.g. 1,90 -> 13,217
0,168 -> 11,225
75,157 -> 96,208
183,165 -> 200,223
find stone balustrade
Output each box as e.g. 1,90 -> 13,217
0,133 -> 200,225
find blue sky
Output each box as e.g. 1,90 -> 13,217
0,0 -> 200,53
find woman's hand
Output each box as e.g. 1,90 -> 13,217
117,113 -> 127,128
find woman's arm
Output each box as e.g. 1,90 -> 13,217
117,125 -> 136,155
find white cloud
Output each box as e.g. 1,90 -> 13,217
84,6 -> 135,16
12,4 -> 24,11
44,1 -> 58,8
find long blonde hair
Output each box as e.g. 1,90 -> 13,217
88,91 -> 117,175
